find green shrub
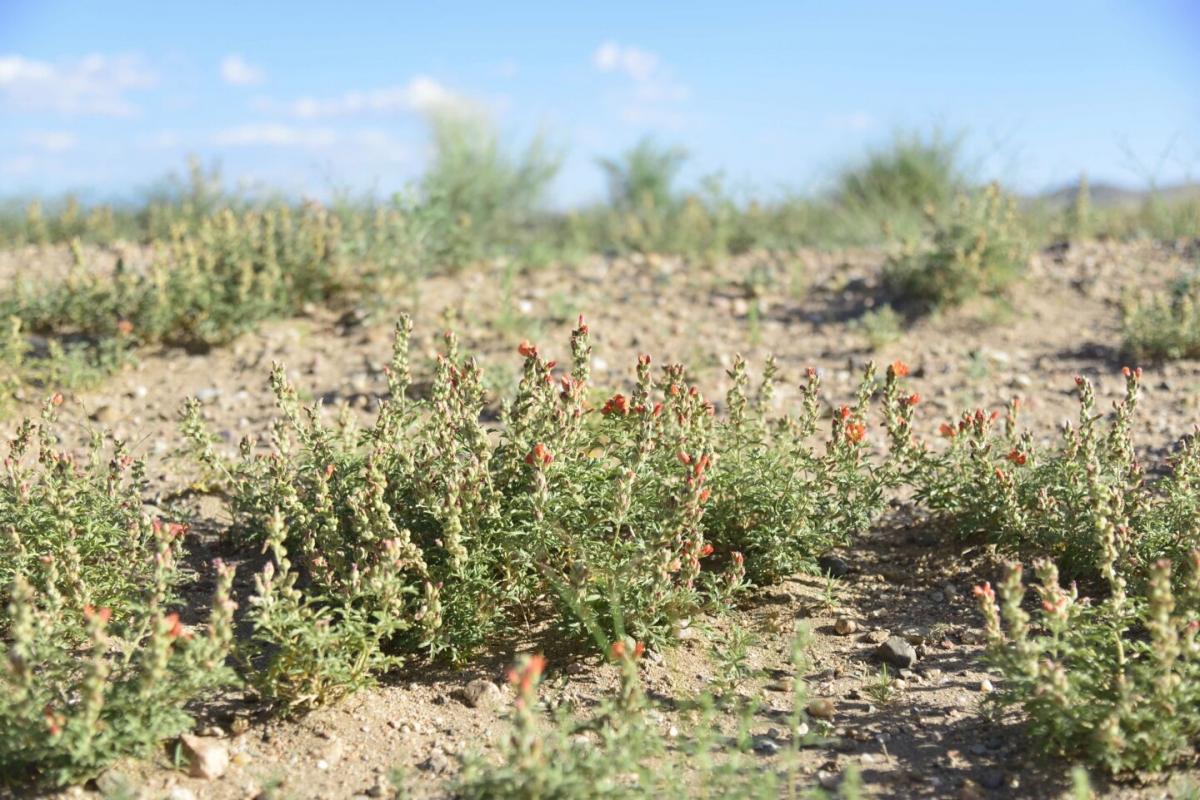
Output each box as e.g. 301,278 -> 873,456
0,399 -> 163,626
1122,270 -> 1200,361
184,317 -> 883,710
420,109 -> 562,268
895,366 -> 1200,585
977,555 -> 1200,774
883,183 -> 1028,310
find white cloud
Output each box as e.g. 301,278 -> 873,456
593,42 -> 659,82
220,54 -> 265,86
591,42 -> 690,128
211,125 -> 411,163
824,112 -> 875,132
265,75 -> 476,119
0,53 -> 156,116
213,123 -> 338,148
25,130 -> 78,152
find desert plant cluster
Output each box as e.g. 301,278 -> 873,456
1,127 -> 1199,798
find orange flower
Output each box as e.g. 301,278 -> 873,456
116,319 -> 134,336
838,405 -> 852,420
517,341 -> 538,358
846,422 -> 866,443
601,393 -> 630,416
507,654 -> 547,696
576,315 -> 589,335
609,641 -> 626,660
83,605 -> 112,624
700,543 -> 714,557
651,402 -> 663,416
525,443 -> 554,466
51,392 -> 64,407
164,612 -> 185,639
677,452 -> 692,466
938,423 -> 956,438
1006,449 -> 1027,466
905,393 -> 920,407
890,360 -> 909,377
973,582 -> 995,601
698,488 -> 711,504
634,642 -> 646,658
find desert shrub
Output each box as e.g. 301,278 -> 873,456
833,130 -> 965,241
1122,269 -> 1200,361
976,555 -> 1200,774
0,399 -> 163,625
1,557 -> 236,787
184,317 -> 882,710
419,109 -> 562,268
456,628 -> 842,800
883,183 -> 1028,310
896,366 -> 1200,584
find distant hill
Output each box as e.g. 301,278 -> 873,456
1031,181 -> 1200,210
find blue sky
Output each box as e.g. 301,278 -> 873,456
1,0 -> 1197,205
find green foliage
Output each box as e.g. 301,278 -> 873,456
883,183 -> 1028,310
184,318 -> 882,710
899,367 -> 1200,584
420,109 -> 562,268
977,555 -> 1200,774
1122,269 -> 1200,361
0,400 -> 160,625
833,130 -> 965,240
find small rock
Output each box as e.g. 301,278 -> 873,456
195,387 -> 221,403
876,636 -> 918,669
168,788 -> 197,800
861,628 -> 890,645
978,678 -> 994,693
979,769 -> 1005,790
94,770 -> 131,796
90,405 -> 118,424
180,733 -> 229,780
834,617 -> 858,636
419,750 -> 452,774
753,736 -> 780,755
460,678 -> 504,709
806,698 -> 836,720
818,555 -> 851,578
817,770 -> 840,790
959,779 -> 987,800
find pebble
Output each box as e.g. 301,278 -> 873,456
876,636 -> 918,668
460,678 -> 504,709
753,736 -> 780,755
806,698 -> 836,720
195,387 -> 222,403
167,788 -> 197,800
818,554 -> 851,577
834,617 -> 858,636
180,734 -> 229,780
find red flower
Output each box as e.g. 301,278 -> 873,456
609,641 -> 626,659
525,443 -> 554,466
652,403 -> 663,416
51,392 -> 64,407
890,360 -> 910,377
83,605 -> 112,624
805,367 -> 817,379
576,315 -> 589,335
518,341 -> 538,358
905,393 -> 921,407
973,582 -> 995,601
634,641 -> 646,658
164,612 -> 185,639
677,452 -> 692,466
507,654 -> 547,696
700,543 -> 714,557
601,393 -> 630,416
116,319 -> 134,336
638,354 -> 652,367
838,405 -> 852,420
939,423 -> 956,438
1006,449 -> 1027,466
698,488 -> 712,504
846,422 -> 866,443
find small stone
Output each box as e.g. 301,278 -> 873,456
195,387 -> 222,403
818,555 -> 850,577
180,734 -> 229,780
806,698 -> 836,720
460,678 -> 504,709
979,769 -> 1004,790
94,770 -> 131,796
834,617 -> 858,636
420,750 -> 452,774
876,636 -> 918,669
861,629 -> 890,645
753,736 -> 780,755
978,678 -> 994,693
817,770 -> 840,790
959,779 -> 987,800
168,788 -> 197,800
90,405 -> 118,424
